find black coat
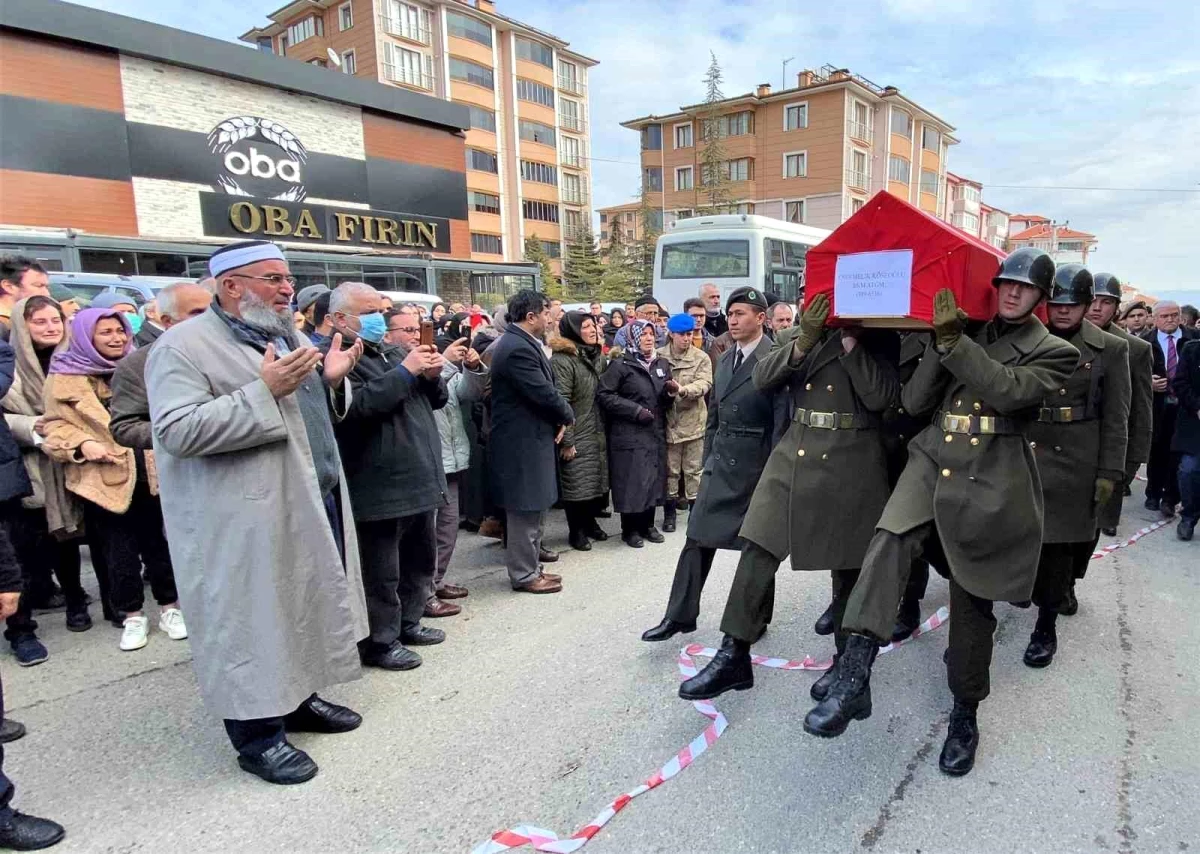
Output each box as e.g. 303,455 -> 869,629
597,351 -> 673,514
1143,326 -> 1198,421
1172,338 -> 1200,455
686,335 -> 781,549
322,340 -> 449,522
488,326 -> 576,513
0,340 -> 32,507
550,338 -> 609,503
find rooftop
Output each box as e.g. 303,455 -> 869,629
1009,223 -> 1097,242
597,201 -> 642,214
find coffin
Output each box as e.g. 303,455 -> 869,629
806,191 -> 1008,328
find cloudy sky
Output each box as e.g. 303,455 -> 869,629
76,0 -> 1200,297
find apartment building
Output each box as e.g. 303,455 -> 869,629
596,201 -> 642,253
620,65 -> 957,233
944,172 -> 1009,250
1007,215 -> 1098,266
241,0 -> 597,271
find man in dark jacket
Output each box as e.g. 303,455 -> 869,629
1141,301 -> 1199,516
642,287 -> 780,642
323,285 -> 449,670
1173,338 -> 1200,540
488,290 -> 575,594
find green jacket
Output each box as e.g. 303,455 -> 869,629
549,337 -> 609,503
876,317 -> 1078,601
738,326 -> 900,569
1029,320 -> 1130,543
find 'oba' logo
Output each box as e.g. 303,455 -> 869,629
206,116 -> 309,202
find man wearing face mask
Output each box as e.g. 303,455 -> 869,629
320,283 -> 450,673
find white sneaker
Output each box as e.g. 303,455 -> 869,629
159,608 -> 188,640
119,615 -> 150,651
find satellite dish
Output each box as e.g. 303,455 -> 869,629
327,48 -> 341,67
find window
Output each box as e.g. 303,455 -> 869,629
471,233 -> 503,254
278,34 -> 288,54
308,58 -> 326,67
920,169 -> 939,195
340,50 -> 357,74
560,135 -> 582,167
674,123 -> 693,149
725,158 -> 753,182
890,107 -> 912,137
446,10 -> 491,45
287,16 -> 319,45
466,148 -> 498,173
469,191 -> 500,215
385,1 -> 432,44
450,57 -> 493,89
784,102 -> 808,130
953,212 -> 980,233
888,155 -> 911,183
785,201 -> 805,223
338,2 -> 353,30
515,36 -> 553,68
784,152 -> 807,178
256,37 -> 273,53
675,166 -> 694,191
560,99 -> 583,132
517,78 -> 555,107
922,126 -> 941,152
1058,240 -> 1084,251
647,209 -> 664,231
661,239 -> 750,279
562,172 -> 584,204
705,111 -> 754,139
540,240 -> 562,259
734,202 -> 755,215
848,149 -> 868,188
519,119 -> 556,146
558,60 -> 581,93
675,209 -> 694,220
385,43 -> 433,89
599,213 -> 608,223
468,105 -> 496,133
850,198 -> 865,215
520,160 -> 557,185
522,200 -> 560,223
644,166 -> 663,192
955,184 -> 981,203
641,124 -> 663,151
849,100 -> 871,140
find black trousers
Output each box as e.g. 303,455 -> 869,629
620,508 -> 656,536
355,510 -> 436,648
84,482 -> 177,615
563,500 -> 598,537
663,538 -> 777,626
843,523 -> 997,704
1146,403 -> 1181,505
223,694 -> 319,757
1073,533 -> 1101,581
1032,543 -> 1076,613
719,541 -> 820,643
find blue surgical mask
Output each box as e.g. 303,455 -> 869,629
356,311 -> 387,344
124,312 -> 143,334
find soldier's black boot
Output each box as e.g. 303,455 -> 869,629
813,599 -> 838,635
679,634 -> 753,700
891,595 -> 922,643
1023,610 -> 1058,668
662,500 -> 678,533
804,634 -> 876,737
810,632 -> 846,701
1061,581 -> 1079,616
938,700 -> 979,776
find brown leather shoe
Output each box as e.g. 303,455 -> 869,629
478,518 -> 504,539
436,584 -> 469,600
424,599 -> 462,618
539,567 -> 562,582
514,576 -> 562,594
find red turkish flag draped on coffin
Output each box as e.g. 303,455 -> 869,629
806,191 -> 1009,328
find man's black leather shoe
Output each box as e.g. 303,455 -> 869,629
237,742 -> 318,785
1101,526 -> 1117,536
401,625 -> 445,646
678,635 -> 753,700
804,634 -> 876,737
643,527 -> 665,544
1061,583 -> 1079,616
361,641 -> 422,671
1160,499 -> 1177,518
641,618 -> 696,642
585,523 -> 609,541
0,718 -> 26,744
568,530 -> 592,551
1023,630 -> 1057,668
661,500 -> 677,533
1144,496 -> 1160,511
622,532 -> 644,548
0,811 -> 66,850
938,702 -> 979,776
1178,517 -> 1196,541
286,695 -> 362,734
891,597 -> 921,643
813,600 -> 838,635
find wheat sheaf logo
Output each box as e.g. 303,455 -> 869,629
206,116 -> 309,202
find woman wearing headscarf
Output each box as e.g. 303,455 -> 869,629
41,308 -> 186,652
430,302 -> 448,326
550,311 -> 610,551
597,319 -> 674,548
604,307 -> 627,351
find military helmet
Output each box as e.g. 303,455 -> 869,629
993,247 -> 1055,294
1092,272 -> 1122,301
1047,263 -> 1095,306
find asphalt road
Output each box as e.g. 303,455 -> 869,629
5,477 -> 1197,854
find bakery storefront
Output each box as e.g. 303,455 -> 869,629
0,0 -> 538,304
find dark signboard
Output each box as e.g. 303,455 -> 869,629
198,193 -> 451,252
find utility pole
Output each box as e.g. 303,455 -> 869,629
782,57 -> 793,90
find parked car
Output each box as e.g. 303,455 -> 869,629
50,272 -> 195,308
374,290 -> 442,312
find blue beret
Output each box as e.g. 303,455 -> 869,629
667,313 -> 697,334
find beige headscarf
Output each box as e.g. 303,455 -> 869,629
1,297 -> 83,537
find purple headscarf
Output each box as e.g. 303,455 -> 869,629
48,308 -> 134,376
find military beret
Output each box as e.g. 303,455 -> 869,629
726,286 -> 767,312
667,313 -> 696,334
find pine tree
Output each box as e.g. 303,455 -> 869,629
524,236 -> 562,297
562,225 -> 605,299
697,51 -> 733,215
632,181 -> 662,292
598,220 -> 637,303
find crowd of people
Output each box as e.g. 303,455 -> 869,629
0,241 -> 1196,846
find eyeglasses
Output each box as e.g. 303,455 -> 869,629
390,326 -> 420,335
229,273 -> 296,287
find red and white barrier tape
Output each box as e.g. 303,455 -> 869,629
1090,519 -> 1170,560
472,607 -> 949,854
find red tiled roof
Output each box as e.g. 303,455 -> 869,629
1009,223 -> 1095,242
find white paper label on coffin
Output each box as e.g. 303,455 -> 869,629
833,249 -> 913,317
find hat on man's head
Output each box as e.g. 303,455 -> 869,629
726,286 -> 767,313
634,293 -> 659,310
208,240 -> 286,279
667,313 -> 696,334
296,284 -> 330,314
49,283 -> 76,303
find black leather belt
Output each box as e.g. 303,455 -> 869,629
937,411 -> 1021,435
1037,406 -> 1092,423
793,408 -> 880,430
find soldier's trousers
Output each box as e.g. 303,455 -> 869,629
664,539 -> 775,626
1073,534 -> 1101,581
720,541 -> 855,644
842,523 -> 997,704
1032,543 -> 1077,612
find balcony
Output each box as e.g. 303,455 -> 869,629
563,222 -> 587,241
557,75 -> 586,97
561,181 -> 589,207
383,63 -> 435,92
378,15 -> 432,46
844,169 -> 870,190
558,112 -> 587,134
847,120 -> 874,143
560,142 -> 588,170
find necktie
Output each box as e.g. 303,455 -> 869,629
733,349 -> 744,373
1166,335 -> 1178,381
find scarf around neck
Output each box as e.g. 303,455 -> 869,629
210,300 -> 300,354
